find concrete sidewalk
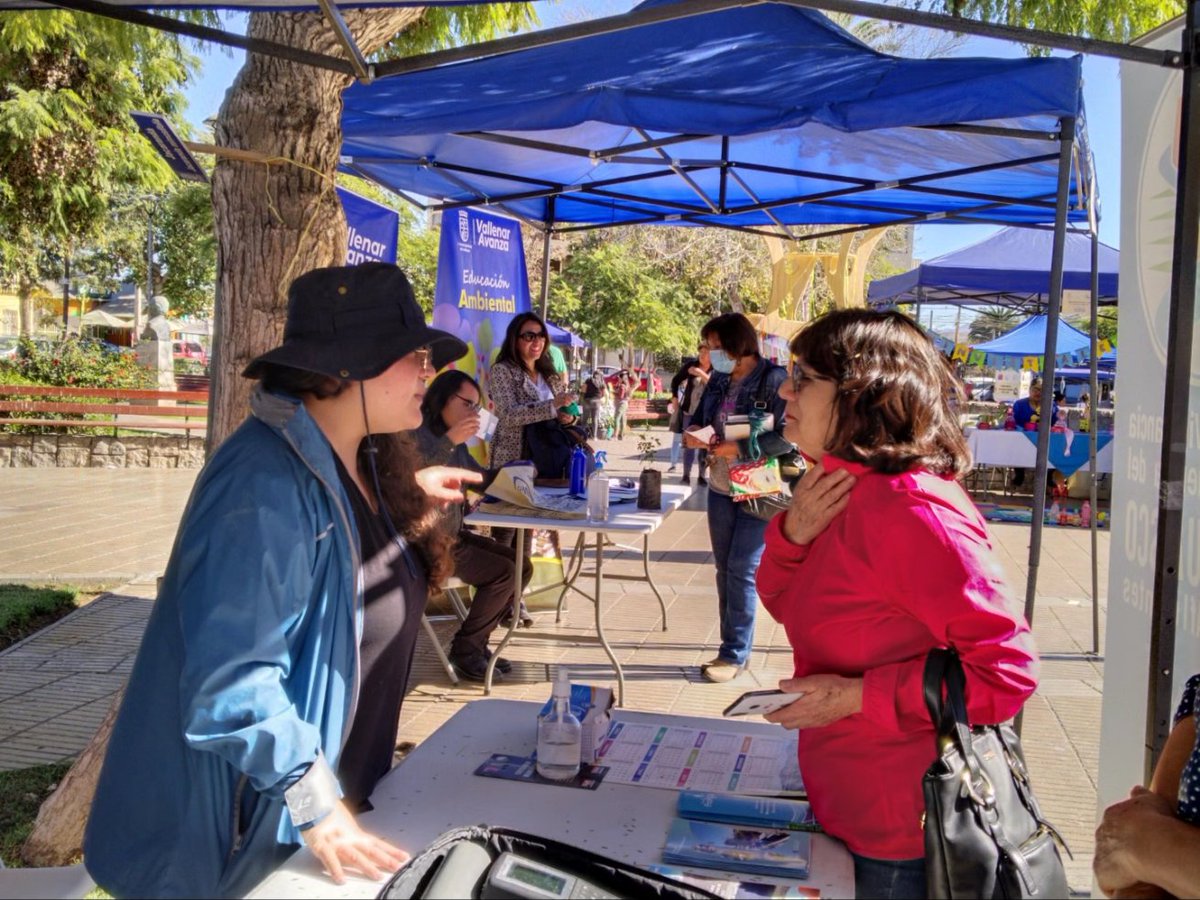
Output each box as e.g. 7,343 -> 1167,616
0,440 -> 1107,893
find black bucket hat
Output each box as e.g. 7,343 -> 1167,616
243,262 -> 467,381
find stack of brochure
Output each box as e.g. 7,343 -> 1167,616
677,792 -> 822,832
662,818 -> 811,880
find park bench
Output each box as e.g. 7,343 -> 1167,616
0,384 -> 209,436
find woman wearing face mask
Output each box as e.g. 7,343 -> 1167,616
85,264 -> 481,899
684,313 -> 791,683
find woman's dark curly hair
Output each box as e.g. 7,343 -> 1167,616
789,310 -> 970,478
258,362 -> 453,584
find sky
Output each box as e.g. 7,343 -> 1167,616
180,0 -> 1126,337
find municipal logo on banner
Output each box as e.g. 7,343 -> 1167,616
432,206 -> 530,416
337,187 -> 399,265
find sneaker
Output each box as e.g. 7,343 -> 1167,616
697,474 -> 708,486
700,658 -> 744,683
449,651 -> 496,683
501,605 -> 535,629
681,475 -> 691,485
668,464 -> 678,472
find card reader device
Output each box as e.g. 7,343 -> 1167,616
482,852 -> 617,900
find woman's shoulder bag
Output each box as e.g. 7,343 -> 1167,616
922,647 -> 1070,899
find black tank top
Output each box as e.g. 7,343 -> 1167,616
333,455 -> 428,810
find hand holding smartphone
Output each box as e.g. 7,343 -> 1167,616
722,689 -> 807,717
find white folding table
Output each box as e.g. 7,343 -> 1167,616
248,699 -> 855,899
463,484 -> 693,706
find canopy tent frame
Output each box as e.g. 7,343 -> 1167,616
14,0 -> 1195,776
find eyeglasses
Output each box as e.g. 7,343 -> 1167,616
454,394 -> 482,413
518,331 -> 546,343
790,364 -> 833,391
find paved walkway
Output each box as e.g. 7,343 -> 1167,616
0,434 -> 1107,893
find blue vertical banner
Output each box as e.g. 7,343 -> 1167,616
432,207 -> 530,401
337,187 -> 399,265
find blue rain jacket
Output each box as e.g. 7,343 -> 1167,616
84,388 -> 363,899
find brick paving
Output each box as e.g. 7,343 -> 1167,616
0,433 -> 1108,894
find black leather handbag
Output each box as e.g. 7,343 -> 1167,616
922,648 -> 1070,899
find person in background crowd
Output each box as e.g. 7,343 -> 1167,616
668,344 -> 711,485
85,263 -> 481,898
1094,672 -> 1200,898
1010,377 -> 1064,492
685,313 -> 790,683
580,367 -> 609,439
413,370 -> 533,682
758,309 -> 1038,899
611,367 -> 637,440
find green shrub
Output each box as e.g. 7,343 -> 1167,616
0,337 -> 154,390
173,358 -> 208,376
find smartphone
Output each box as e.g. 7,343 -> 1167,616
722,689 -> 806,717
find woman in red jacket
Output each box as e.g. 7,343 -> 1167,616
755,309 -> 1039,899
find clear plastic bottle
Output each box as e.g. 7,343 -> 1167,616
536,669 -> 581,781
587,472 -> 610,522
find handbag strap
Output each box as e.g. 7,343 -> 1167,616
923,648 -> 989,800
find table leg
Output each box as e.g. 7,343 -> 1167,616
485,526 -> 526,695
642,534 -> 668,632
557,532 -> 586,622
591,530 -> 625,706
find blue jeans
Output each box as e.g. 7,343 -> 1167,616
705,489 -> 768,665
852,854 -> 927,900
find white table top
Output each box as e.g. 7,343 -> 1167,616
465,483 -> 694,535
965,427 -> 1114,473
249,700 -> 854,900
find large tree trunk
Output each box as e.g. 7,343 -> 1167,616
20,686 -> 125,866
24,10 -> 427,868
208,9 -> 423,451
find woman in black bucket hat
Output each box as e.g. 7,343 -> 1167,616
85,263 -> 481,899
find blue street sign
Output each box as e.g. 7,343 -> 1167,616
130,111 -> 207,183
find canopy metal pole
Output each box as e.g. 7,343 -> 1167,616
539,197 -> 555,321
1146,1 -> 1200,779
1023,118 -> 1075,633
1088,229 -> 1101,656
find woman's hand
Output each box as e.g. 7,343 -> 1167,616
301,800 -> 409,885
781,462 -> 855,546
688,366 -> 710,382
1095,786 -> 1175,897
415,466 -> 484,506
708,440 -> 739,459
554,391 -> 577,407
682,425 -> 709,449
445,414 -> 480,446
763,674 -> 864,730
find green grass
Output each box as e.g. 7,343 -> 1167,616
0,585 -> 78,653
0,760 -> 75,867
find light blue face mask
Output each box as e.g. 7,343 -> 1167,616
709,348 -> 736,374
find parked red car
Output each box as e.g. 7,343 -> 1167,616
172,340 -> 208,366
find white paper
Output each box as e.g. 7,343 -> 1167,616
475,407 -> 498,441
689,425 -> 716,444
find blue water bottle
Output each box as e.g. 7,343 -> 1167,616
569,444 -> 587,496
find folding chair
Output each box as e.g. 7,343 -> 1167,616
421,577 -> 470,684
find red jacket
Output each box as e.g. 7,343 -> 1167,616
756,455 -> 1038,860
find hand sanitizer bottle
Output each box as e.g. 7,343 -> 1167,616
536,669 -> 581,781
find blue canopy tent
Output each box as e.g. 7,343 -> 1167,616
971,314 -> 1093,360
337,0 -> 1098,663
868,226 -> 1119,311
546,320 -> 589,349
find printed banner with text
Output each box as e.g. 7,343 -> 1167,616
337,187 -> 398,265
432,207 -> 530,400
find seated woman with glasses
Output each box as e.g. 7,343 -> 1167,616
412,370 -> 532,682
756,309 -> 1038,899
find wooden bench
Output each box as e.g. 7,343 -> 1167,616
0,385 -> 209,436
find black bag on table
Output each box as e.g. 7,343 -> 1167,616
523,418 -> 591,481
378,825 -> 722,899
922,648 -> 1070,899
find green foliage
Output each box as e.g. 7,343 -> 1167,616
157,181 -> 216,317
375,3 -> 538,58
2,336 -> 154,389
968,307 -> 1024,343
550,239 -> 701,355
915,0 -> 1182,44
635,430 -> 662,468
0,759 -> 76,866
1068,309 -> 1118,345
